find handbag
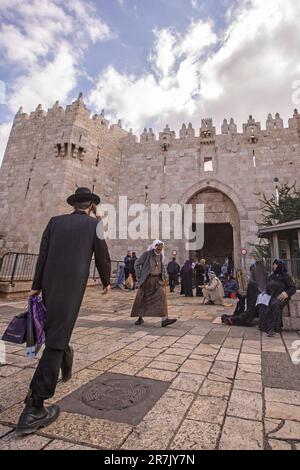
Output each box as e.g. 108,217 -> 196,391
2,311 -> 28,344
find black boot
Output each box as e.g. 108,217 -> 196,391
161,318 -> 177,327
16,398 -> 60,436
135,317 -> 144,326
61,346 -> 74,382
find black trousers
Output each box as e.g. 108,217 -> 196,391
169,276 -> 176,292
28,345 -> 72,406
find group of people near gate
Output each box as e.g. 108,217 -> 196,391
175,258 -> 238,303
221,259 -> 297,337
9,186 -> 297,437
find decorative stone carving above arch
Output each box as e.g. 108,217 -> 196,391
177,178 -> 248,221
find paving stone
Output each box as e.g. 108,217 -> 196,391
227,328 -> 245,338
210,361 -> 236,380
0,365 -> 23,377
207,373 -> 232,384
121,390 -> 194,450
147,360 -> 179,372
216,349 -> 239,362
170,373 -> 205,393
170,420 -> 220,450
264,418 -> 282,434
265,388 -> 300,406
268,420 -> 300,440
268,439 -> 292,450
0,432 -> 50,450
179,359 -> 211,376
43,440 -> 96,450
188,396 -> 227,424
227,390 -> 262,421
202,330 -> 228,344
39,412 -> 132,449
237,363 -> 261,374
156,354 -> 186,365
239,353 -> 261,365
110,362 -> 145,375
175,335 -> 204,346
192,344 -> 219,357
199,380 -> 231,398
265,401 -> 300,421
236,368 -> 261,381
219,417 -> 263,450
189,354 -> 215,363
234,380 -> 262,393
134,348 -> 166,358
262,353 -> 300,391
137,368 -> 178,382
0,424 -> 12,438
163,347 -> 192,357
148,337 -> 179,349
222,338 -> 243,349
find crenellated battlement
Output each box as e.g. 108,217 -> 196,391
14,93 -> 124,131
122,110 -> 300,146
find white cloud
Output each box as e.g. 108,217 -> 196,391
0,122 -> 13,167
0,0 -> 114,163
8,44 -> 77,112
88,19 -> 217,130
88,0 -> 300,136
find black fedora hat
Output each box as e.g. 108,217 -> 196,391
67,187 -> 101,206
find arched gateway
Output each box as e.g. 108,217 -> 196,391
178,180 -> 247,270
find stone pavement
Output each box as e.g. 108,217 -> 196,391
0,287 -> 300,451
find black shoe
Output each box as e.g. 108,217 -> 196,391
61,346 -> 74,382
16,400 -> 60,436
135,318 -> 144,326
161,318 -> 177,328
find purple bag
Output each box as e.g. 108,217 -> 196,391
2,296 -> 46,357
2,311 -> 28,344
30,296 -> 46,353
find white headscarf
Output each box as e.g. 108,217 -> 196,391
147,239 -> 165,261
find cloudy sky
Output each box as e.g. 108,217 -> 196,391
1,0 -> 300,165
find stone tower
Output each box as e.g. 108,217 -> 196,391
0,94 -> 127,254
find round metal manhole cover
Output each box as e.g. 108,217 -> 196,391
80,378 -> 151,411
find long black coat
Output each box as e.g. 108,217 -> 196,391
32,211 -> 111,349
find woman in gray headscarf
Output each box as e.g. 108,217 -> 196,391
131,240 -> 177,327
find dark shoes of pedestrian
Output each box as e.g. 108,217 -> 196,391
16,399 -> 60,436
61,346 -> 74,382
135,317 -> 144,326
267,330 -> 278,337
161,318 -> 177,327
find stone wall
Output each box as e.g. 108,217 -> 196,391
0,100 -> 300,268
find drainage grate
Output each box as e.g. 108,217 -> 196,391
80,377 -> 150,411
58,373 -> 169,425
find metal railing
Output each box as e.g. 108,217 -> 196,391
260,258 -> 300,289
0,252 -> 121,286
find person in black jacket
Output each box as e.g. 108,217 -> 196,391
16,188 -> 111,436
258,259 -> 296,336
194,259 -> 207,297
167,257 -> 180,292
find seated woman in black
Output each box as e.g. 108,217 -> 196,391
258,259 -> 296,336
222,261 -> 267,326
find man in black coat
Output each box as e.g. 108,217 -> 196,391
16,188 -> 111,436
167,257 -> 180,292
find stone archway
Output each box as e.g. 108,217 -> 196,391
177,180 -> 245,270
